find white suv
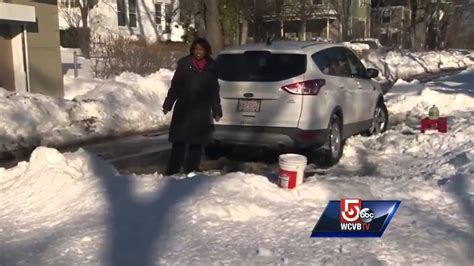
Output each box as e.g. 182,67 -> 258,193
209,41 -> 388,165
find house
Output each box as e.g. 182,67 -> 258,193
370,0 -> 412,47
0,0 -> 63,97
58,0 -> 184,43
248,0 -> 371,42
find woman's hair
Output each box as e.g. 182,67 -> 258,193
190,38 -> 212,56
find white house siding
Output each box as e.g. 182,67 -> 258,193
59,0 -> 184,42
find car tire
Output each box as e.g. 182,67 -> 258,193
309,114 -> 344,167
364,101 -> 389,136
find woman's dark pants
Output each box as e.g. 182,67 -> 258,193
166,142 -> 202,175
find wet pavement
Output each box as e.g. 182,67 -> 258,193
80,131 -> 283,176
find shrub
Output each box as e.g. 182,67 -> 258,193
90,34 -> 187,79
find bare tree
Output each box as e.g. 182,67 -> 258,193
57,0 -> 99,57
58,0 -> 100,57
447,0 -> 474,49
59,5 -> 82,29
205,0 -> 224,52
76,0 -> 98,30
238,0 -> 259,43
178,0 -> 223,51
328,0 -> 352,41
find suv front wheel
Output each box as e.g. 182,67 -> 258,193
364,101 -> 388,136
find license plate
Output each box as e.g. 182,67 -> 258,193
237,99 -> 261,112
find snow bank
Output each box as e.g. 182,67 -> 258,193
0,147 -> 109,224
343,42 -> 370,53
0,70 -> 173,154
64,76 -> 102,100
386,69 -> 474,119
363,50 -> 474,82
0,87 -> 7,96
1,119 -> 473,265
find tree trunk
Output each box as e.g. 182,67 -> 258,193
340,0 -> 352,41
340,16 -> 349,41
408,0 -> 417,50
240,18 -> 248,45
193,0 -> 207,37
204,0 -> 224,53
435,0 -> 442,50
79,7 -> 90,58
300,19 -> 307,41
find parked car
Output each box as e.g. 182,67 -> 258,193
209,41 -> 388,165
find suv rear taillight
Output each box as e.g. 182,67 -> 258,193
281,79 -> 326,95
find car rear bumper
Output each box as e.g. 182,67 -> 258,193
212,125 -> 328,149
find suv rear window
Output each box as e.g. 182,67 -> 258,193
217,51 -> 306,82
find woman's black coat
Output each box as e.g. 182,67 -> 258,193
163,55 -> 223,145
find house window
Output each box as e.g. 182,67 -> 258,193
359,0 -> 370,8
128,0 -> 137,28
155,3 -> 162,24
312,0 -> 323,5
117,0 -> 126,26
59,0 -> 79,8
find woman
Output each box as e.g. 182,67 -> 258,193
162,38 -> 222,175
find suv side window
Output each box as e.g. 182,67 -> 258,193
312,47 -> 352,77
344,48 -> 367,78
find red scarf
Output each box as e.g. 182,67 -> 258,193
192,57 -> 207,72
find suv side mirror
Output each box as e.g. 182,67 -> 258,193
366,68 -> 379,79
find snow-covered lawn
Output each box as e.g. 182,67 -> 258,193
1,70 -> 473,265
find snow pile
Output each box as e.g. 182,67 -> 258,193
386,69 -> 474,121
343,42 -> 370,53
0,70 -> 173,153
64,76 -> 102,100
1,128 -> 473,264
0,147 -> 108,224
0,87 -> 7,96
363,50 -> 474,82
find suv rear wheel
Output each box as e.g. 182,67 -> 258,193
309,114 -> 344,167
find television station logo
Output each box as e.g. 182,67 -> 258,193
340,199 -> 374,230
311,199 -> 400,238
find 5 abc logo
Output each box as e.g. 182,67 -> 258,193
340,199 -> 375,223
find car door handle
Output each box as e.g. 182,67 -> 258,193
338,86 -> 345,89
